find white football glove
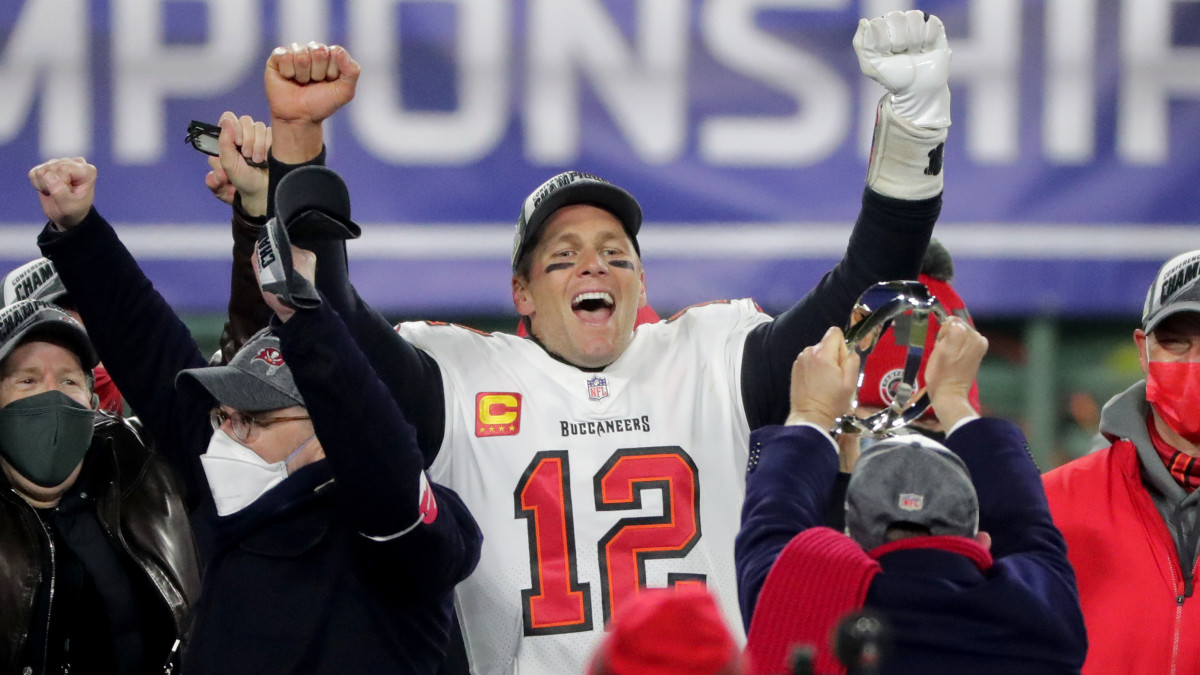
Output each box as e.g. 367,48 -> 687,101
854,10 -> 952,129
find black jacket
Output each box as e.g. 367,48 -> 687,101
39,211 -> 483,674
0,412 -> 201,673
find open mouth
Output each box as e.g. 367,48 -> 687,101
572,291 -> 615,323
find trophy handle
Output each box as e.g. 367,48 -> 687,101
833,281 -> 949,438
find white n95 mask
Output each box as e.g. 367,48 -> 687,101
200,429 -> 313,516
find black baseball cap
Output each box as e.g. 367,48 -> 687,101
0,299 -> 97,370
511,171 -> 642,272
275,166 -> 362,242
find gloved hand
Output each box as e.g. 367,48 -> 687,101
854,10 -> 952,129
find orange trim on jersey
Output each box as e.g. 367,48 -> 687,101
420,320 -> 492,336
476,392 -> 522,437
666,299 -> 734,323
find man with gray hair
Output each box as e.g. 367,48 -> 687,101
0,299 -> 199,674
1044,249 -> 1200,673
736,320 -> 1085,674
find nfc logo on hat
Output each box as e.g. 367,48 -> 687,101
898,493 -> 925,511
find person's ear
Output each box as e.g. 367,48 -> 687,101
1134,328 -> 1149,376
975,530 -> 992,551
513,275 -> 535,316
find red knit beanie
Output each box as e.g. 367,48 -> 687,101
589,586 -> 743,675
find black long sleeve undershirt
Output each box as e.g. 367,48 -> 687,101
740,188 -> 938,430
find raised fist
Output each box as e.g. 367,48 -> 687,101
28,157 -> 97,229
854,11 -> 952,129
266,42 -> 360,128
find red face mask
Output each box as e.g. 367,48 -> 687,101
1146,360 -> 1200,444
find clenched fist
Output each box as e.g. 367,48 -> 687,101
854,10 -> 952,129
205,111 -> 272,216
28,157 -> 97,229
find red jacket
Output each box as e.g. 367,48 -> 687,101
1043,440 -> 1200,674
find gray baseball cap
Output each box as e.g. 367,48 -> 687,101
0,299 -> 97,370
2,258 -> 68,307
845,434 -> 978,552
176,329 -> 304,412
511,171 -> 642,272
1143,250 -> 1200,334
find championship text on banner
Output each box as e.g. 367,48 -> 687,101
2,0 -> 1199,316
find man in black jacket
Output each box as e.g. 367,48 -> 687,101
0,298 -> 200,674
28,156 -> 483,674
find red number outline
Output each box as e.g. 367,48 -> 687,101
593,446 -> 703,623
514,451 -> 593,635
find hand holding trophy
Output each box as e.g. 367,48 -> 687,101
834,280 -> 950,438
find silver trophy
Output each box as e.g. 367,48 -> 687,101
832,280 -> 949,438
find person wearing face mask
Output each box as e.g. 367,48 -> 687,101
27,156 -> 483,674
1043,250 -> 1200,674
0,299 -> 200,674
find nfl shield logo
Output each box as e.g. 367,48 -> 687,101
898,493 -> 924,511
587,376 -> 609,401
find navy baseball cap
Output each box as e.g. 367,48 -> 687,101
511,171 -> 642,272
274,166 -> 362,242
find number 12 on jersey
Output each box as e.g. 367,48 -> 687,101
514,446 -> 703,635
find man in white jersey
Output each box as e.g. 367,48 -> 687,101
258,10 -> 953,673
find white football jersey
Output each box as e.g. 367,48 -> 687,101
401,299 -> 770,675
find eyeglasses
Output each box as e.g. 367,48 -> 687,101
209,408 -> 310,442
185,120 -> 268,168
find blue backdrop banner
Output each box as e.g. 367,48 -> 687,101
3,0 -> 1200,317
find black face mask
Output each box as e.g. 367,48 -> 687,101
0,390 -> 95,488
